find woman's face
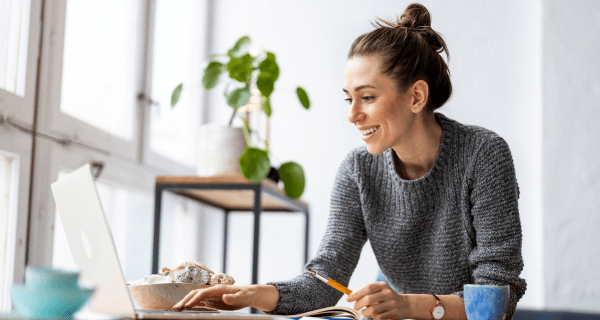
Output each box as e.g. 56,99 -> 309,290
343,54 -> 415,155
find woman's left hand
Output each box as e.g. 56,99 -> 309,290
346,282 -> 410,319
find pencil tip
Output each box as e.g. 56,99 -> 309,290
307,268 -> 316,275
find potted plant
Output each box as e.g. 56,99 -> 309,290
171,35 -> 310,200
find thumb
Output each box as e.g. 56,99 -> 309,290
222,293 -> 238,305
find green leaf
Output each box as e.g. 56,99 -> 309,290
296,87 -> 310,109
228,36 -> 251,58
261,95 -> 272,117
227,53 -> 254,83
258,52 -> 279,81
239,147 -> 270,182
279,162 -> 305,199
257,72 -> 275,97
226,87 -> 251,110
171,83 -> 183,108
203,62 -> 225,89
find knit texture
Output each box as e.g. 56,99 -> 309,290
265,112 -> 527,320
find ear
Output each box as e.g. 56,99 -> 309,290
409,80 -> 429,113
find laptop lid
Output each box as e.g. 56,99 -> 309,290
51,164 -> 135,318
51,165 -> 285,320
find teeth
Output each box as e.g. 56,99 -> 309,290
360,126 -> 380,135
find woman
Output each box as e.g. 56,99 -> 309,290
174,3 -> 527,319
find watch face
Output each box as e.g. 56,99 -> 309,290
433,306 -> 445,319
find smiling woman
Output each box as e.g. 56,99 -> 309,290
172,3 -> 527,320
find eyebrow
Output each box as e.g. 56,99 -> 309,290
342,84 -> 377,93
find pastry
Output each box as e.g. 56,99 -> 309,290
168,265 -> 211,285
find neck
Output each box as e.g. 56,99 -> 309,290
392,112 -> 442,180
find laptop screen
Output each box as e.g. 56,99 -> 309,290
51,164 -> 136,318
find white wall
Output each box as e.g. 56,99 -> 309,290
542,0 -> 600,312
197,0 -> 599,313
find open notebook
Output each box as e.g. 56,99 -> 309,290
288,306 -> 363,319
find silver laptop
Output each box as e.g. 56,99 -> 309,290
51,164 -> 285,320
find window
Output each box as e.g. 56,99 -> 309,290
149,0 -> 204,167
5,1 -> 211,313
0,0 -> 31,96
0,151 -> 19,311
59,0 -> 140,140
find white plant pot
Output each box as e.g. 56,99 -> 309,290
196,124 -> 247,177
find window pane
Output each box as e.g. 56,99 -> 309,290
0,0 -> 31,96
0,151 -> 19,312
149,0 -> 203,166
59,0 -> 139,140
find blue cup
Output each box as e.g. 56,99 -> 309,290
11,266 -> 94,319
464,284 -> 510,320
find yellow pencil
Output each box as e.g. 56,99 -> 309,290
307,268 -> 353,295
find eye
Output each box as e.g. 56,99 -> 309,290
344,98 -> 352,104
362,96 -> 374,101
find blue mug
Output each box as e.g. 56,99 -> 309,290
464,284 -> 510,320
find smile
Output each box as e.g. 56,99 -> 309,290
360,126 -> 380,136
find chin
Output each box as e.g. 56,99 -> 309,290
365,144 -> 386,155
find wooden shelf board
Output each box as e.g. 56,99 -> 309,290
156,175 -> 308,211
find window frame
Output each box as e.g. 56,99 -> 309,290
0,0 -> 42,312
0,0 -> 41,125
39,0 -> 144,161
0,132 -> 32,312
0,1 -> 42,311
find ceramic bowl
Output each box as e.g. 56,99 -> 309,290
25,266 -> 80,289
11,284 -> 94,319
128,283 -> 213,310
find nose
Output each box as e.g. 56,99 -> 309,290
347,99 -> 364,124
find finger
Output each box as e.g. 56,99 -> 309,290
373,309 -> 396,320
353,290 -> 388,310
222,292 -> 243,305
368,300 -> 390,316
185,290 -> 212,308
361,301 -> 389,319
186,285 -> 239,308
347,282 -> 385,302
173,289 -> 201,311
183,290 -> 208,309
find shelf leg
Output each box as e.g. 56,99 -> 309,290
251,185 -> 262,314
223,210 -> 229,274
304,210 -> 310,265
152,185 -> 163,275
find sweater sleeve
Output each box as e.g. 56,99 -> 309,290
264,151 -> 368,315
451,137 -> 527,320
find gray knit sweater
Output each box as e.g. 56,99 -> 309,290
266,112 -> 527,320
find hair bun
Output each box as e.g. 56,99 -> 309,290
397,3 -> 445,52
398,3 -> 431,28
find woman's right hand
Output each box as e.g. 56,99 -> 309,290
173,284 -> 280,313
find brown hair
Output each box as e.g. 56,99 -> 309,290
347,3 -> 452,111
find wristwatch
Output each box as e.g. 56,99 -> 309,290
430,294 -> 444,319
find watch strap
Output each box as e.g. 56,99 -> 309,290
431,294 -> 442,306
